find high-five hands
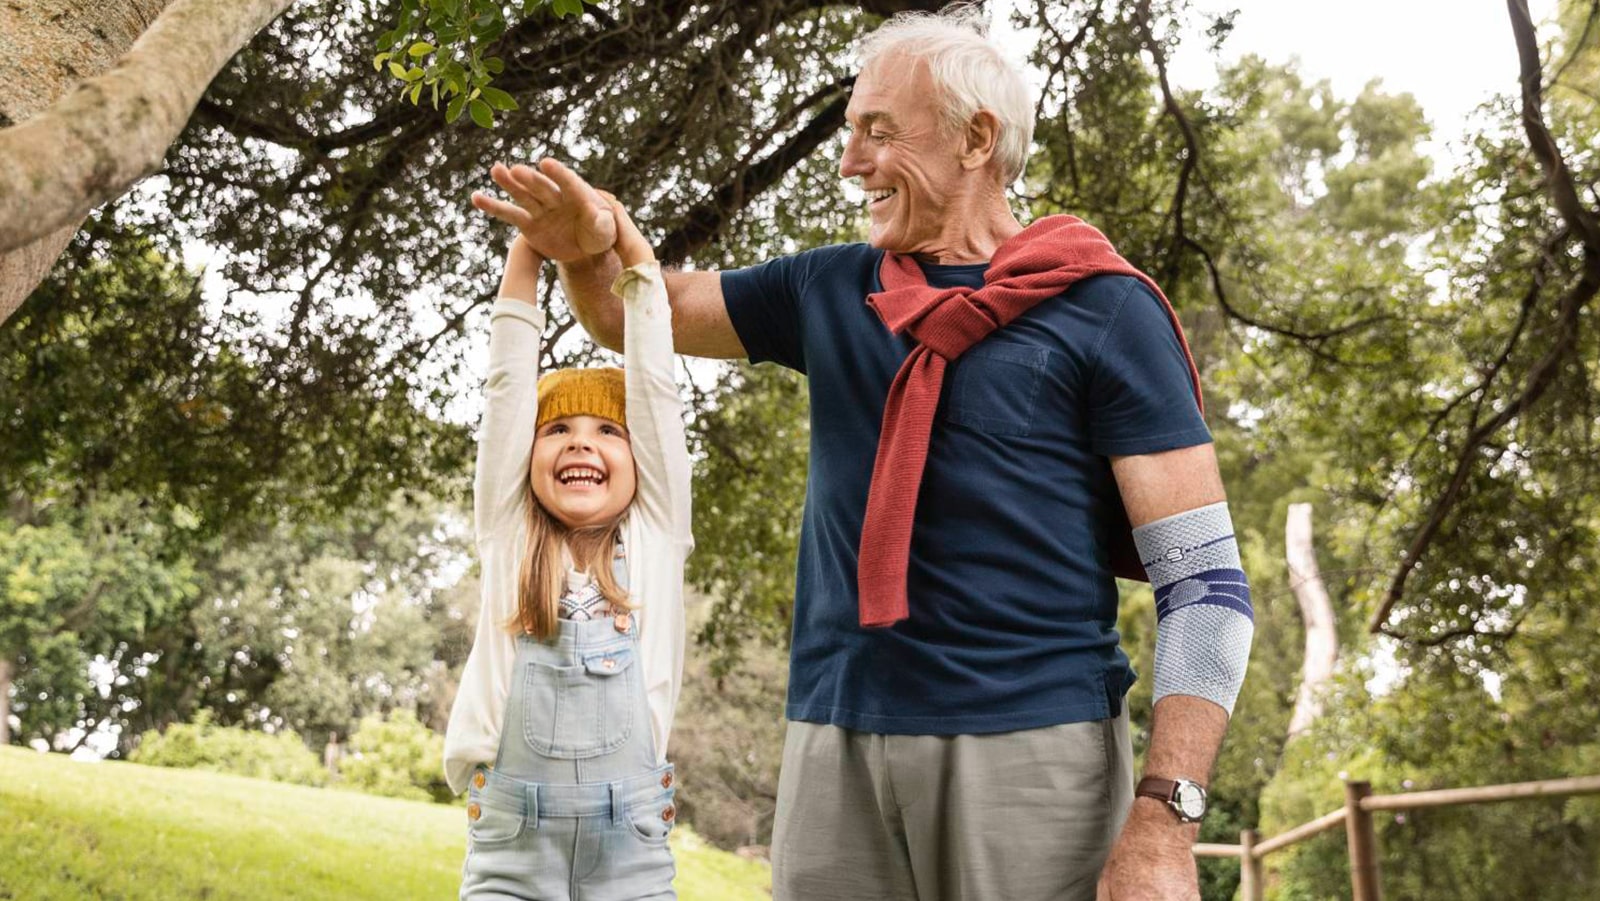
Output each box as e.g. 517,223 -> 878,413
471,158 -> 617,262
594,191 -> 654,271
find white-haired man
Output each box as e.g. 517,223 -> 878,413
474,6 -> 1253,899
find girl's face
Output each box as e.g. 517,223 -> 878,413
529,415 -> 637,529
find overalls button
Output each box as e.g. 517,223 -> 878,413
601,658 -> 616,670
661,772 -> 674,789
472,771 -> 487,789
662,804 -> 675,822
467,802 -> 482,821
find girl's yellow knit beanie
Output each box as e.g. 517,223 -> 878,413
535,367 -> 626,429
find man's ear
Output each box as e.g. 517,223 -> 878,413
960,109 -> 1001,171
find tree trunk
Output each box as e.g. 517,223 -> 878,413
0,0 -> 293,323
0,0 -> 167,324
1286,502 -> 1338,738
0,656 -> 14,745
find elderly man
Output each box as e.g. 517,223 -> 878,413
474,7 -> 1252,900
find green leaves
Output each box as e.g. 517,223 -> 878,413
341,710 -> 452,803
130,713 -> 329,787
479,86 -> 517,111
371,0 -> 598,125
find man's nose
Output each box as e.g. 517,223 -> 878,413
839,134 -> 869,179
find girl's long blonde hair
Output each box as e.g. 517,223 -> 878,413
513,483 -> 632,639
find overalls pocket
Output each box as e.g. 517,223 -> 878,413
623,785 -> 677,846
466,796 -> 526,845
521,645 -> 637,758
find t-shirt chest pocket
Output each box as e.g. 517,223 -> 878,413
944,343 -> 1051,437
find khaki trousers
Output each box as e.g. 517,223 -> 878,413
771,713 -> 1133,901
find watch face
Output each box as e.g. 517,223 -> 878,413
1175,783 -> 1206,819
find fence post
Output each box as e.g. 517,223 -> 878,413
1239,828 -> 1263,901
1344,780 -> 1382,901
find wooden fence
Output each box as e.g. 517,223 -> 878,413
1191,774 -> 1600,900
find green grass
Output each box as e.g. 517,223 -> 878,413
0,745 -> 770,900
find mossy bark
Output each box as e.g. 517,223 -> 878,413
0,0 -> 292,323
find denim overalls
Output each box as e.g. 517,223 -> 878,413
461,551 -> 677,901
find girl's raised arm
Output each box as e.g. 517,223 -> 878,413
611,205 -> 692,550
473,238 -> 547,544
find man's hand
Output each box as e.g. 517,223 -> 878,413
470,158 -> 616,262
1096,799 -> 1200,900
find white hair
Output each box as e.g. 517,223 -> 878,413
856,3 -> 1036,185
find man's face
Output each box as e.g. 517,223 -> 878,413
839,58 -> 969,256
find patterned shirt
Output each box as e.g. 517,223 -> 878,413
558,570 -> 618,621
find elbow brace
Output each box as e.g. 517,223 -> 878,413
1132,501 -> 1254,714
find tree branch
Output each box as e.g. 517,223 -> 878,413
1182,236 -> 1390,362
1134,0 -> 1198,289
1396,227 -> 1566,482
196,0 -> 704,156
0,0 -> 294,255
1371,4 -> 1600,633
1510,0 -> 1600,251
656,86 -> 853,264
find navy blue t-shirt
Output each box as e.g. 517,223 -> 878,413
721,242 -> 1211,734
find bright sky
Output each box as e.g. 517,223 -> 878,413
1174,1 -> 1560,146
997,0 -> 1563,156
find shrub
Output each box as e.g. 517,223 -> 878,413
130,710 -> 327,787
340,708 -> 452,803
671,633 -> 787,854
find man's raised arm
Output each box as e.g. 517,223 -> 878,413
474,158 -> 747,360
560,254 -> 745,360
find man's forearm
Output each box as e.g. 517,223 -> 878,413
1144,695 -> 1228,788
1098,695 -> 1225,899
556,250 -> 626,351
1124,694 -> 1229,846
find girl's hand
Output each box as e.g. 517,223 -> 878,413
470,159 -> 617,262
596,192 -> 656,270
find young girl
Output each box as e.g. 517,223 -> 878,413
444,190 -> 691,901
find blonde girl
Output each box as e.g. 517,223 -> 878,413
445,173 -> 691,901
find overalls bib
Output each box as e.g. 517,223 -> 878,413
461,550 -> 677,901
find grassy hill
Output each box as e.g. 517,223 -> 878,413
0,745 -> 770,900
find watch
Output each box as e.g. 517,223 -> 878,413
1135,776 -> 1208,823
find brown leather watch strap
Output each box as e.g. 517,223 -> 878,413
1135,776 -> 1179,803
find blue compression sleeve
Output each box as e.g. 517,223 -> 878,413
1132,501 -> 1254,714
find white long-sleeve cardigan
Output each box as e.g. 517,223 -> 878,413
443,263 -> 692,795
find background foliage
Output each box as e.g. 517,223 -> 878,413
129,710 -> 329,787
339,708 -> 453,802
